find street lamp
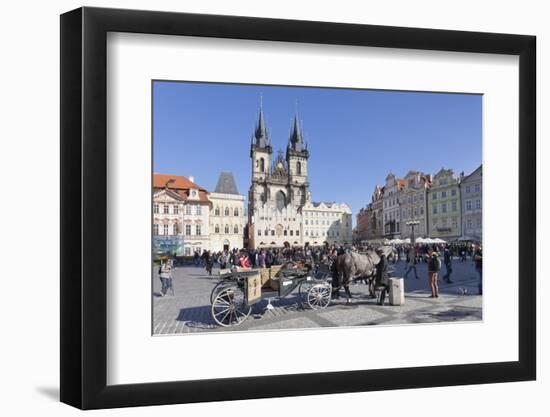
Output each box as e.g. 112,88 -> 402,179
406,220 -> 420,244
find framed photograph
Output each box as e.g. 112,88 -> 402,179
60,6 -> 536,409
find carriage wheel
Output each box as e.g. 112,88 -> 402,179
306,283 -> 332,310
210,280 -> 229,304
211,286 -> 251,327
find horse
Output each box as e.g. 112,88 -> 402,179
336,251 -> 381,303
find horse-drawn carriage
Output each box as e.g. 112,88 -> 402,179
210,265 -> 332,327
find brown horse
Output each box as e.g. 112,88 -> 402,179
335,251 -> 381,302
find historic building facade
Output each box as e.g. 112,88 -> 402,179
247,106 -> 350,249
209,172 -> 246,252
355,185 -> 385,243
399,171 -> 431,239
302,202 -> 353,246
153,174 -> 211,256
427,168 -> 462,240
461,164 -> 482,240
382,173 -> 404,238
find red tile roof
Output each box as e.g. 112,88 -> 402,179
153,173 -> 211,205
153,173 -> 206,191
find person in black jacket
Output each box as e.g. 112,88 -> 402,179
330,249 -> 340,300
375,251 -> 389,305
442,247 -> 454,283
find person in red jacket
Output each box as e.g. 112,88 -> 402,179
239,253 -> 251,268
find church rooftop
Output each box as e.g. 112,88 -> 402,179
214,171 -> 240,195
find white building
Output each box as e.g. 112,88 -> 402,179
153,173 -> 211,256
209,172 -> 246,252
302,202 -> 353,246
427,168 -> 462,240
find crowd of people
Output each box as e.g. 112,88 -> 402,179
158,241 -> 482,299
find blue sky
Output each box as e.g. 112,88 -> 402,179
153,81 -> 482,224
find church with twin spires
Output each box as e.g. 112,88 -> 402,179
247,105 -> 353,249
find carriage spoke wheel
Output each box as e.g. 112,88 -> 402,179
211,286 -> 251,327
306,283 -> 332,310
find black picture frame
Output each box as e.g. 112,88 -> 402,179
60,6 -> 536,410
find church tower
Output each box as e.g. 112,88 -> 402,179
250,106 -> 272,181
286,115 -> 309,205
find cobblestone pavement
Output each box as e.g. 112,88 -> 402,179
153,258 -> 482,335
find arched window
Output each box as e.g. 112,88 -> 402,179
276,191 -> 286,211
224,207 -> 230,216
259,158 -> 265,172
296,161 -> 302,175
215,206 -> 220,216
172,223 -> 178,235
234,208 -> 239,216
153,224 -> 159,235
224,225 -> 229,234
215,224 -> 220,233
234,225 -> 239,234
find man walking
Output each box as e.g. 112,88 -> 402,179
473,245 -> 483,295
159,258 -> 172,297
404,247 -> 419,279
427,246 -> 441,298
442,246 -> 454,283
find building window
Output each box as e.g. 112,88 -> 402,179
271,230 -> 275,236
476,218 -> 482,227
215,206 -> 220,216
215,224 -> 220,233
305,231 -> 309,236
442,203 -> 447,213
153,204 -> 159,214
284,230 -> 288,236
264,229 -> 268,236
466,186 -> 471,194
185,224 -> 191,235
185,247 -> 191,256
442,191 -> 447,198
432,192 -> 437,200
451,189 -> 457,196
224,207 -> 230,216
163,224 -> 169,235
475,184 -> 481,193
153,224 -> 159,235
224,225 -> 229,234
258,229 -> 261,236
452,217 -> 458,228
296,230 -> 300,236
186,205 -> 192,215
259,158 -> 265,172
433,205 -> 438,214
290,230 -> 294,236
234,225 -> 239,234
467,219 -> 472,228
296,161 -> 302,175
234,208 -> 239,216
420,206 -> 424,215
173,205 -> 179,214
172,223 -> 178,235
196,206 -> 202,215
466,200 -> 472,211
452,200 -> 457,211
196,225 -> 201,235
475,199 -> 481,210
163,204 -> 169,214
